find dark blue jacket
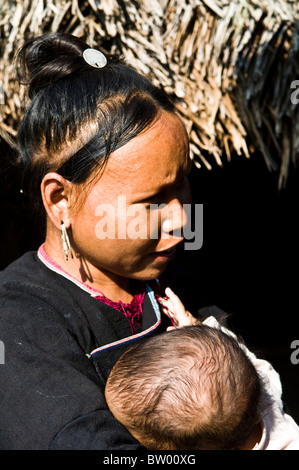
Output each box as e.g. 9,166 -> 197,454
0,251 -> 220,450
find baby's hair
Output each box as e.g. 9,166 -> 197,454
15,32 -> 174,210
105,325 -> 262,450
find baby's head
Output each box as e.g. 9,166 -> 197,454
105,325 -> 262,450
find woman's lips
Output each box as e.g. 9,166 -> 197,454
151,247 -> 177,261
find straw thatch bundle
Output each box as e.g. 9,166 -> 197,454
0,0 -> 298,187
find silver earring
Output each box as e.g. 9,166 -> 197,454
61,221 -> 73,261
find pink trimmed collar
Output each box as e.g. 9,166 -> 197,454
37,243 -> 146,334
38,243 -> 106,297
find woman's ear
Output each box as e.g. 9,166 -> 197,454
40,173 -> 73,230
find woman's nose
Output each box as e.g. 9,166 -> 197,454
161,199 -> 188,239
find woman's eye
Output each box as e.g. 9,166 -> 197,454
143,191 -> 165,206
143,179 -> 188,207
144,195 -> 163,207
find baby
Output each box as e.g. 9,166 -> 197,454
105,288 -> 299,450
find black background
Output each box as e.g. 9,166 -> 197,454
176,151 -> 299,424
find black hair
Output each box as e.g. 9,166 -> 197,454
16,32 -> 174,210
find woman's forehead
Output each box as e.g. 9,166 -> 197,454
102,112 -> 189,187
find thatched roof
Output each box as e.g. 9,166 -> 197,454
0,0 -> 298,187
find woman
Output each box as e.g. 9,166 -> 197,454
0,32 -> 193,449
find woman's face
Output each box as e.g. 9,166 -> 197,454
70,111 -> 191,283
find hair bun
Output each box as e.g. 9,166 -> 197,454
16,33 -> 92,99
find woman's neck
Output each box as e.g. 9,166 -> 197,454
43,237 -> 136,303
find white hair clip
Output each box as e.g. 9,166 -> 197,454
83,48 -> 107,68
